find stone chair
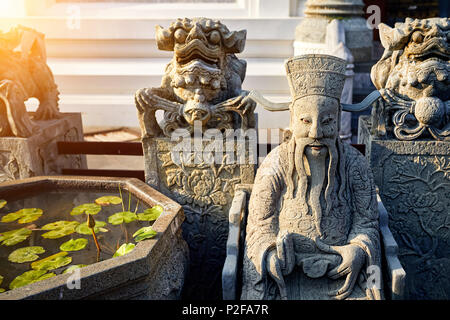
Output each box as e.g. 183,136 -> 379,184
222,183 -> 406,300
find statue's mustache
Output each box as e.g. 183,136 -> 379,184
295,138 -> 336,149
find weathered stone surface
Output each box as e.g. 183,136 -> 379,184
0,25 -> 61,138
0,113 -> 86,183
242,55 -> 383,300
359,116 -> 450,299
370,18 -> 449,141
135,18 -> 256,299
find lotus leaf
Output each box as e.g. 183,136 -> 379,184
95,196 -> 122,206
60,238 -> 88,251
137,205 -> 163,222
108,211 -> 137,225
41,221 -> 79,239
70,203 -> 101,216
113,243 -> 135,257
9,270 -> 56,290
31,251 -> 72,271
1,208 -> 43,224
75,220 -> 108,235
133,226 -> 157,242
0,228 -> 32,246
63,264 -> 88,274
0,200 -> 6,209
0,275 -> 4,293
8,246 -> 45,263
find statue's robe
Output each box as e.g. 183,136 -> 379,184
241,141 -> 383,300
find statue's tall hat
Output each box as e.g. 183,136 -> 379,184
285,54 -> 347,102
247,54 -> 382,114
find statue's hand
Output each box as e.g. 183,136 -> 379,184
315,238 -> 366,300
265,249 -> 288,300
235,94 -> 256,115
135,88 -> 153,110
276,231 -> 295,276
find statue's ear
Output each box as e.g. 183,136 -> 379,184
379,23 -> 409,51
282,129 -> 292,143
155,25 -> 174,51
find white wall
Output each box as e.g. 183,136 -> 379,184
1,0 -> 307,129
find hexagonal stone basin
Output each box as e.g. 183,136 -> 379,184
0,176 -> 188,300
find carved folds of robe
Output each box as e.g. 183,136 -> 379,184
241,140 -> 383,300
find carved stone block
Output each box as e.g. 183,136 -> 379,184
359,116 -> 450,299
0,113 -> 87,183
135,18 -> 257,299
142,136 -> 255,298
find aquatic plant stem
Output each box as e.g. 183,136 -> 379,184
87,214 -> 101,254
91,228 -> 101,253
119,185 -> 125,212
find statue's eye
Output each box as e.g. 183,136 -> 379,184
411,31 -> 423,43
301,118 -> 311,124
322,118 -> 332,125
174,28 -> 187,43
209,30 -> 221,45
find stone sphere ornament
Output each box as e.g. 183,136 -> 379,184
414,96 -> 445,127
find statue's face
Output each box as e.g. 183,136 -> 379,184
291,95 -> 339,156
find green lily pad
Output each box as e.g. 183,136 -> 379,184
75,220 -> 108,235
60,238 -> 88,252
63,264 -> 88,274
108,211 -> 137,225
1,208 -> 43,224
95,196 -> 122,206
0,228 -> 32,246
0,200 -> 6,209
0,275 -> 3,293
137,205 -> 163,222
9,270 -> 56,290
41,221 -> 79,239
70,203 -> 101,216
133,226 -> 157,242
8,246 -> 45,263
113,243 -> 135,257
31,251 -> 72,271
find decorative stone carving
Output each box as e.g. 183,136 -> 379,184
359,116 -> 450,300
0,26 -> 61,138
0,113 -> 87,184
370,18 -> 449,141
241,54 -> 383,300
0,26 -> 86,182
135,18 -> 256,299
358,17 -> 450,300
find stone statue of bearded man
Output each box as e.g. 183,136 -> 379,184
241,55 -> 383,300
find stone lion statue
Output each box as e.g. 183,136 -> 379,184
371,17 -> 449,140
0,25 -> 61,137
135,17 -> 256,138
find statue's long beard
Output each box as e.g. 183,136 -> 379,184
286,137 -> 344,236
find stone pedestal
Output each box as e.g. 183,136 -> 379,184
0,113 -> 87,183
142,136 -> 255,299
358,116 -> 450,300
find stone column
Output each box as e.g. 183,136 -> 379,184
294,0 -> 372,62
